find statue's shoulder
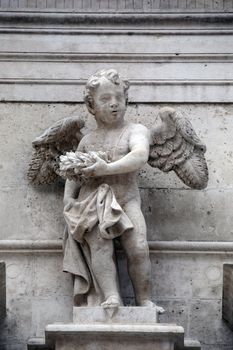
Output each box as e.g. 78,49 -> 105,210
78,131 -> 94,150
129,122 -> 148,129
128,122 -> 149,136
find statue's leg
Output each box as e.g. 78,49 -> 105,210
120,199 -> 153,306
121,200 -> 165,312
84,229 -> 122,307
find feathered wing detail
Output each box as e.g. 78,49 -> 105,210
28,148 -> 58,185
148,107 -> 208,189
173,150 -> 208,189
27,116 -> 85,185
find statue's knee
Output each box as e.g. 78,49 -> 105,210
128,242 -> 149,262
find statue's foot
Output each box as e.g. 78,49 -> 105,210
101,295 -> 121,309
139,299 -> 165,314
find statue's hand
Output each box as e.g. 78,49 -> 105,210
63,197 -> 76,210
81,154 -> 108,177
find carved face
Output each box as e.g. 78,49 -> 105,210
92,78 -> 127,126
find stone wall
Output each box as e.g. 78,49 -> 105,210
0,102 -> 233,350
0,7 -> 233,350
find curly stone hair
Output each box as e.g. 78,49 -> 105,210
84,69 -> 130,113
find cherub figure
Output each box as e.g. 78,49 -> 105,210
28,69 -> 208,311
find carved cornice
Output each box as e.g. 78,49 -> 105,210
0,52 -> 232,62
1,240 -> 233,254
0,12 -> 232,31
0,79 -> 231,103
0,0 -> 233,12
0,28 -> 233,35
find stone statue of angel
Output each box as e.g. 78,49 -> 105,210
28,69 -> 208,311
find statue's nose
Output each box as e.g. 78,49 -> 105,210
110,100 -> 118,108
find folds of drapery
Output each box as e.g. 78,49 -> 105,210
63,183 -> 133,306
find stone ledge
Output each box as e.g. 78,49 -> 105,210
0,80 -> 232,103
0,52 -> 232,63
45,323 -> 184,350
0,28 -> 232,35
1,240 -> 233,254
27,336 -> 201,350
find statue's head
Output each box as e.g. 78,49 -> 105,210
84,69 -> 130,125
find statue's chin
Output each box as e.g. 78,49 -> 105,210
99,115 -> 124,126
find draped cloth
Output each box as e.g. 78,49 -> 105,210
62,183 -> 133,305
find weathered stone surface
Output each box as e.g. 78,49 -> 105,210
118,252 -> 227,303
0,253 -> 73,349
1,60 -> 233,82
31,296 -> 73,338
189,300 -> 233,348
0,261 -> 6,319
152,254 -> 224,301
142,189 -> 233,242
0,34 -> 231,55
158,300 -> 189,334
73,306 -> 158,324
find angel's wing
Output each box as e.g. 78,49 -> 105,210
148,107 -> 208,189
27,116 -> 85,185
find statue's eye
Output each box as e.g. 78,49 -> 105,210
100,95 -> 110,102
116,93 -> 124,101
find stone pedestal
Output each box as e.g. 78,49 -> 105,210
45,307 -> 184,350
73,306 -> 158,324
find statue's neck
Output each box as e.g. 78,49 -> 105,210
96,119 -> 126,131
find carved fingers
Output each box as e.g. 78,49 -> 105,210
81,154 -> 108,177
63,198 -> 76,210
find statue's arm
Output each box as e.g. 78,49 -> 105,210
63,137 -> 86,206
106,124 -> 150,174
82,124 -> 150,177
63,179 -> 80,206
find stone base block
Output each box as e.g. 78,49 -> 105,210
27,338 -> 49,350
73,306 -> 158,324
45,323 -> 184,350
184,339 -> 201,349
